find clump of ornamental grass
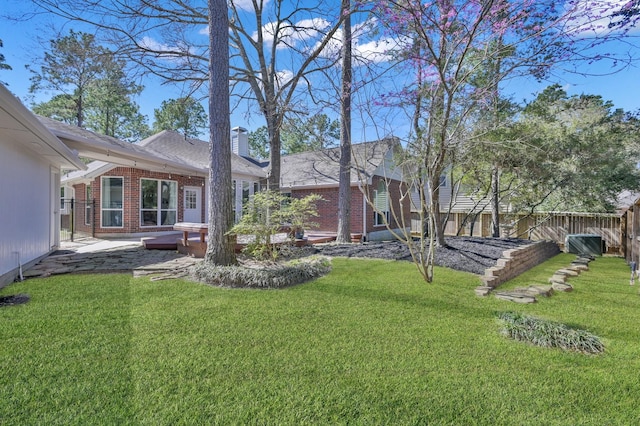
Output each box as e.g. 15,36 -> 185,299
191,255 -> 331,289
497,311 -> 605,355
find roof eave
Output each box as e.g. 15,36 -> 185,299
0,85 -> 86,170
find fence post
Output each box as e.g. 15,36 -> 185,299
92,198 -> 96,238
70,198 -> 75,242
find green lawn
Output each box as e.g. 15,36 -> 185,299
1,255 -> 639,424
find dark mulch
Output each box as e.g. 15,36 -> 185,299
291,237 -> 531,275
0,294 -> 30,307
50,250 -> 76,256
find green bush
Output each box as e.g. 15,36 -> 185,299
497,311 -> 605,354
191,255 -> 332,289
229,190 -> 323,261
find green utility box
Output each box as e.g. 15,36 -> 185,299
565,234 -> 602,256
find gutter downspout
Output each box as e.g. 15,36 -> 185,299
13,252 -> 23,282
361,182 -> 367,242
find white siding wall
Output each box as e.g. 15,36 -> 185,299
0,140 -> 58,286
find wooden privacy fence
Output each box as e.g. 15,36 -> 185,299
411,211 -> 622,255
508,212 -> 620,254
622,202 -> 639,264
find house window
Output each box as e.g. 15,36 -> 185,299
439,174 -> 447,188
185,190 -> 197,210
60,186 -> 74,214
233,179 -> 259,223
140,178 -> 177,227
85,185 -> 92,226
242,181 -> 251,205
373,180 -> 389,226
101,177 -> 124,227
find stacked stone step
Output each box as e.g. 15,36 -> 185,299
475,240 -> 561,296
493,284 -> 554,304
548,255 -> 593,292
488,255 -> 594,303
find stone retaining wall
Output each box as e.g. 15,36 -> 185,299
478,240 -> 561,293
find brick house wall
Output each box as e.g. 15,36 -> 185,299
291,186 -> 365,234
72,167 -> 205,236
291,176 -> 410,239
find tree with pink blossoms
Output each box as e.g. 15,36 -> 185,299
370,0 -> 634,282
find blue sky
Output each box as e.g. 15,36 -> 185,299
1,0 -> 639,142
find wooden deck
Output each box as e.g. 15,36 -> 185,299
141,231 -> 361,257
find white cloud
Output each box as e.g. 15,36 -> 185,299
138,36 -> 195,60
139,36 -> 174,52
255,69 -> 297,91
254,18 -> 331,49
564,0 -> 637,37
275,69 -> 294,88
314,18 -> 409,65
232,0 -> 264,11
354,37 -> 407,64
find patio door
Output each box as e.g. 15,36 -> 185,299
183,186 -> 202,223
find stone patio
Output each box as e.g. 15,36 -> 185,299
22,238 -> 201,281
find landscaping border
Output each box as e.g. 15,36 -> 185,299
476,240 -> 561,296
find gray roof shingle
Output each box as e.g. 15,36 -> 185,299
280,138 -> 399,188
137,130 -> 265,178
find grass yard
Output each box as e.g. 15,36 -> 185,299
1,254 -> 639,424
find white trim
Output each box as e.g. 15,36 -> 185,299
51,167 -> 60,249
60,185 -> 75,215
85,184 -> 92,226
232,178 -> 260,223
183,186 -> 202,223
0,84 -> 85,171
54,131 -> 205,176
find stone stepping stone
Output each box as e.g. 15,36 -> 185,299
475,286 -> 492,297
556,268 -> 579,277
525,285 -> 553,297
494,291 -> 537,304
570,263 -> 589,271
549,274 -> 567,283
551,282 -> 573,292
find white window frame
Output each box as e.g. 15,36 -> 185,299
85,185 -> 92,226
101,176 -> 124,228
373,181 -> 389,227
140,178 -> 178,228
60,186 -> 74,214
233,179 -> 259,223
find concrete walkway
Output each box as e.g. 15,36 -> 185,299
23,237 -> 201,280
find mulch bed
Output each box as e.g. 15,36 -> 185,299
0,294 -> 30,307
307,236 -> 532,275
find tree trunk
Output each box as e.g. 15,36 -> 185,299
429,174 -> 448,247
204,0 -> 236,266
266,111 -> 281,190
336,0 -> 352,244
491,165 -> 500,238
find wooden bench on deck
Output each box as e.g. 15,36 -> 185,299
173,222 -> 208,257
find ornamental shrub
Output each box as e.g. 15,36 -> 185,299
229,190 -> 323,261
191,255 -> 332,289
497,311 -> 605,354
